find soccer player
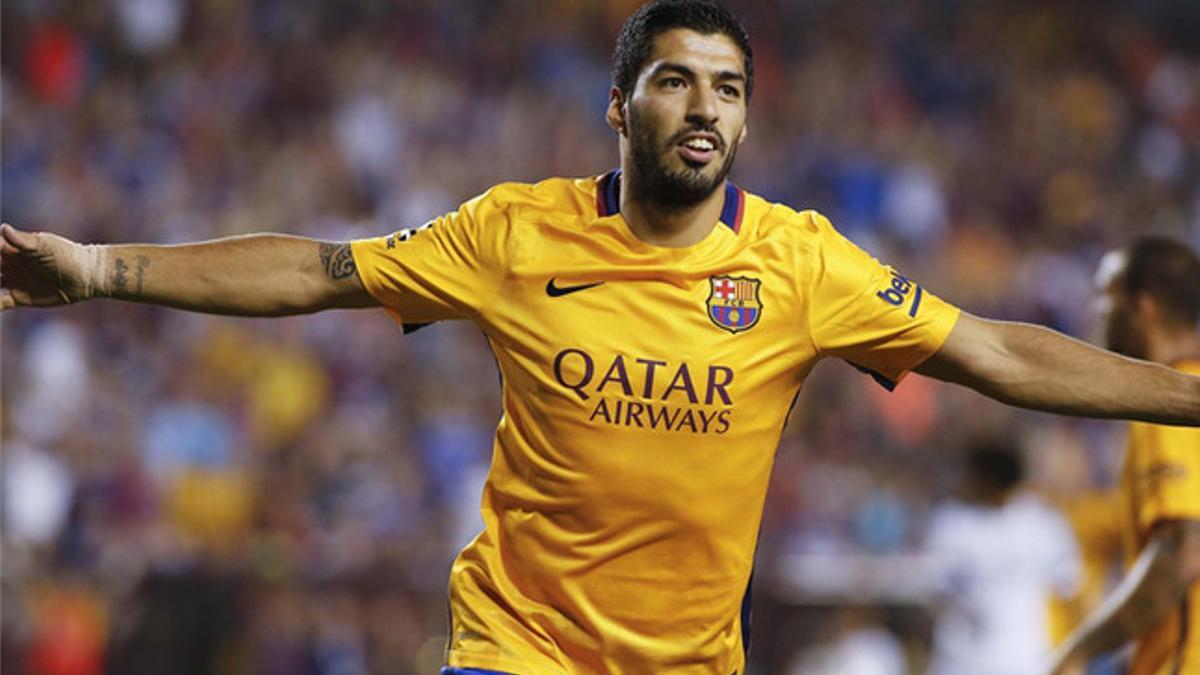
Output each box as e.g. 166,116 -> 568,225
926,440 -> 1081,675
3,1 -> 1198,673
1046,238 -> 1200,675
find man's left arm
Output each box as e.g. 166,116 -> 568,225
1044,519 -> 1200,674
916,313 -> 1200,426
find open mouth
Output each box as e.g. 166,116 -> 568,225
676,134 -> 720,165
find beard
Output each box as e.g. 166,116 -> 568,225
626,107 -> 739,211
1105,304 -> 1147,359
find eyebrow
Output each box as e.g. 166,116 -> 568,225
649,62 -> 746,85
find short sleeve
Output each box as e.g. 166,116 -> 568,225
351,187 -> 510,326
1126,422 -> 1200,535
806,213 -> 960,388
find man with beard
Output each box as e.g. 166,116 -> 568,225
3,1 -> 1199,673
1047,238 -> 1200,675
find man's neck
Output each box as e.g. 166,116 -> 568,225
1146,325 -> 1200,366
619,175 -> 728,248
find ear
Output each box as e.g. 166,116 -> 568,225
606,87 -> 628,137
737,122 -> 748,145
1133,292 -> 1161,322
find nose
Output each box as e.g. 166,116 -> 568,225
685,85 -> 719,127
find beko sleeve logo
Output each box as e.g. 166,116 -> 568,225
875,269 -> 924,318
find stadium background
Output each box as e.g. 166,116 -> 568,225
1,0 -> 1198,673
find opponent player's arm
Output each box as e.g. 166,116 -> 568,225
1044,519 -> 1200,675
916,313 -> 1200,426
0,223 -> 376,316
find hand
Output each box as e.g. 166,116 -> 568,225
0,223 -> 104,309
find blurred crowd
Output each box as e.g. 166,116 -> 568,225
2,0 -> 1198,673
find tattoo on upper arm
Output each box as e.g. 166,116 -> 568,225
319,243 -> 357,281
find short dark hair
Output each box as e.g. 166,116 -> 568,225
965,439 -> 1023,494
1122,236 -> 1200,327
612,0 -> 754,101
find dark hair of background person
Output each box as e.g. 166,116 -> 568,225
1121,236 -> 1200,328
611,0 -> 755,101
964,439 -> 1025,499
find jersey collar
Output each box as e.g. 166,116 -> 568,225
595,169 -> 746,234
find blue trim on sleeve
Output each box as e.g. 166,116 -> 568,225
847,361 -> 898,391
442,669 -> 512,675
908,284 -> 924,318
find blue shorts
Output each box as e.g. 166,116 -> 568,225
441,669 -> 512,675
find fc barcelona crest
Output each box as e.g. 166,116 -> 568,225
707,275 -> 762,334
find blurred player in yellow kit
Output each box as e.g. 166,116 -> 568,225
1046,488 -> 1123,649
4,1 -> 1200,673
1048,238 -> 1200,675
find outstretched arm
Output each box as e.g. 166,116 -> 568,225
1044,519 -> 1200,674
916,313 -> 1200,426
0,223 -> 377,316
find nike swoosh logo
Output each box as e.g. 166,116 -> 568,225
545,278 -> 605,297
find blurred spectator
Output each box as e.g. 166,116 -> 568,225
15,319 -> 88,444
22,576 -> 107,675
1027,422 -> 1124,654
3,440 -> 74,548
789,608 -> 908,675
113,0 -> 184,55
925,440 -> 1081,675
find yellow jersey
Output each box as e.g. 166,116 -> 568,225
351,171 -> 961,674
1120,360 -> 1200,675
1046,489 -> 1123,646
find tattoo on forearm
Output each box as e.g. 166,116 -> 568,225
113,257 -> 129,294
319,243 -> 357,280
136,256 -> 149,295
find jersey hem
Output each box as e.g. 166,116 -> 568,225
447,652 -> 567,675
889,304 -> 963,386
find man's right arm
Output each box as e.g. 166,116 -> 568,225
0,223 -> 377,315
916,313 -> 1200,426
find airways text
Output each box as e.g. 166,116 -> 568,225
552,349 -> 735,435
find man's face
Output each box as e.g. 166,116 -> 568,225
617,28 -> 748,208
1094,250 -> 1148,359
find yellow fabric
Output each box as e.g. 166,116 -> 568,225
352,175 -> 961,674
1046,490 -> 1123,646
167,468 -> 254,549
1051,487 -> 1123,638
1121,360 -> 1200,675
194,325 -> 329,450
245,343 -> 329,449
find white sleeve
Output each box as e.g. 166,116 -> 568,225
1039,505 -> 1082,599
